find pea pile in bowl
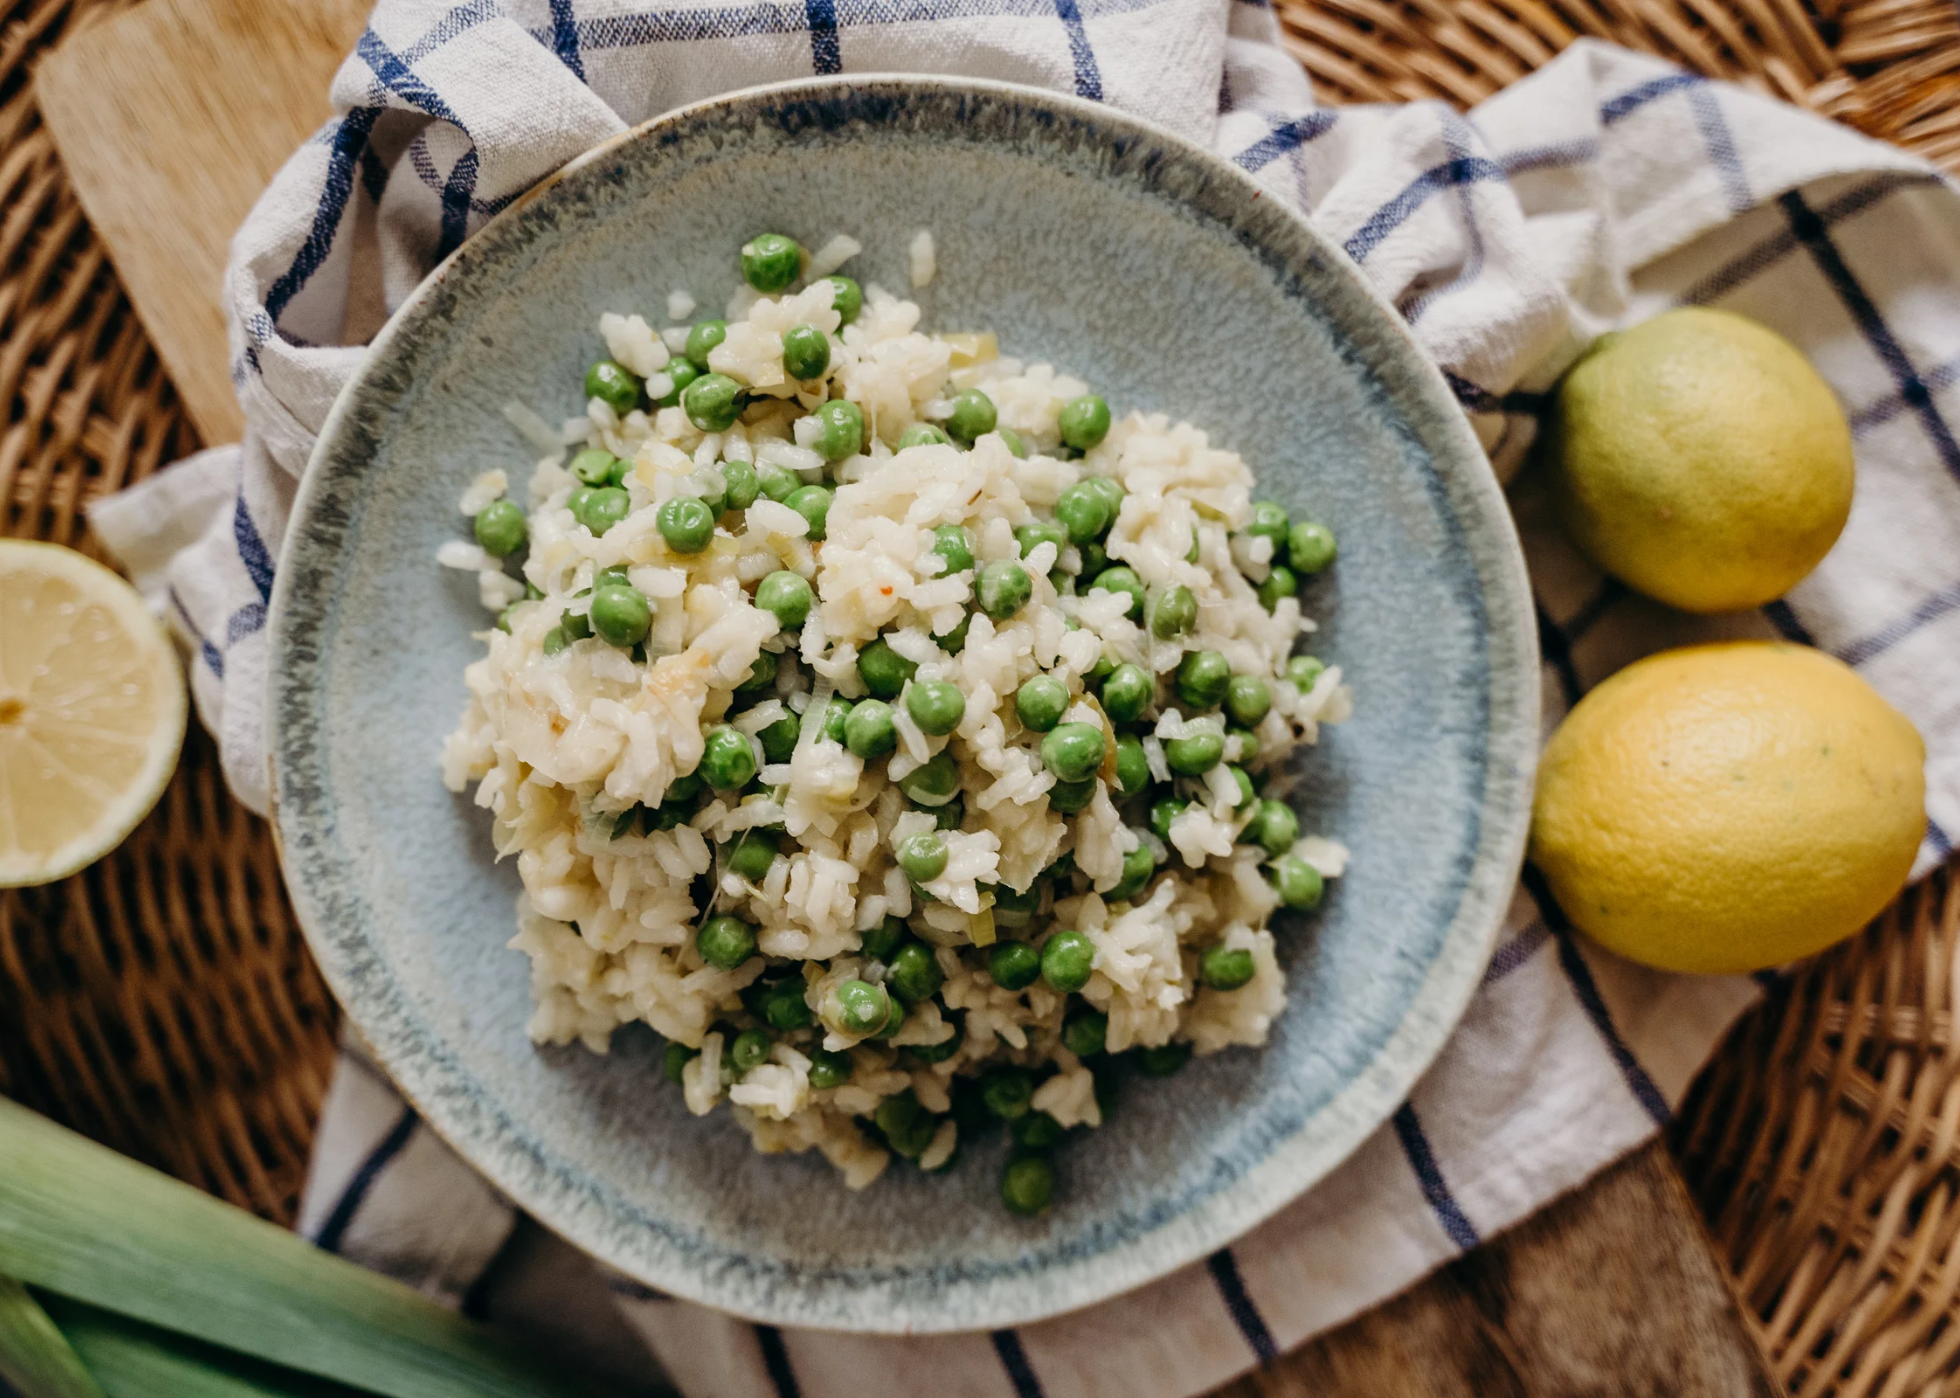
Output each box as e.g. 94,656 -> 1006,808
440,231 -> 1349,1216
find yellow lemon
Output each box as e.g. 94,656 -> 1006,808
1543,307 -> 1853,613
0,541 -> 186,887
1530,642 -> 1923,974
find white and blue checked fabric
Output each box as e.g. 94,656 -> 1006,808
88,4 -> 1960,1393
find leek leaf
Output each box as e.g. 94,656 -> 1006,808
0,1277 -> 104,1398
0,1099 -> 579,1398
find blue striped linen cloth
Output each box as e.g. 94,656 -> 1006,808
87,3 -> 1960,1393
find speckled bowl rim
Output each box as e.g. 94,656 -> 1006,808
270,75 -> 1538,1333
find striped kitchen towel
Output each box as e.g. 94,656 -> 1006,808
89,4 -> 1960,1395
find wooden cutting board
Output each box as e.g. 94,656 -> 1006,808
33,2 -> 1782,1391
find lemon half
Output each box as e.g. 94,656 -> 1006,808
0,541 -> 186,887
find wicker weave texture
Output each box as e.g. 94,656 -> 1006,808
4,0 -> 1960,1389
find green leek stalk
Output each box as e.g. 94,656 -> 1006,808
0,1098 -> 582,1398
0,1277 -> 104,1398
42,1296 -> 364,1398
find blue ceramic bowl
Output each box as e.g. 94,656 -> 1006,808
271,76 -> 1536,1333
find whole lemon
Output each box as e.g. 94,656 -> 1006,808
1530,642 -> 1923,973
1544,308 -> 1853,613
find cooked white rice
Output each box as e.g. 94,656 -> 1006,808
442,235 -> 1350,1204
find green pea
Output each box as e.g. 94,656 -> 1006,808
1174,651 -> 1231,711
1227,765 -> 1256,810
935,614 -> 970,654
977,561 -> 1032,620
496,602 -> 522,633
1149,798 -> 1187,843
844,699 -> 897,759
757,461 -> 800,502
1062,1005 -> 1108,1058
898,751 -> 961,807
873,1090 -> 938,1158
906,680 -> 965,736
755,570 -> 813,629
1001,1154 -> 1055,1216
569,447 -> 619,487
997,426 -> 1028,459
590,585 -> 652,648
932,524 -> 975,575
740,233 -> 802,292
1076,540 -> 1108,581
654,358 -> 700,408
1287,519 -> 1337,574
1048,778 -> 1097,813
991,884 -> 1041,930
1245,500 -> 1289,550
1099,664 -> 1152,726
908,1012 -> 965,1064
895,831 -> 948,883
1244,799 -> 1299,856
810,399 -> 863,461
1041,928 -> 1095,993
981,1067 -> 1035,1120
699,726 -> 758,789
946,388 -> 997,446
1011,1110 -> 1065,1150
1058,394 -> 1111,451
1201,944 -> 1256,991
810,695 -> 853,744
725,831 -> 779,882
987,939 -> 1041,990
1084,475 -> 1125,520
729,1026 -> 772,1072
560,606 -> 592,642
1054,482 -> 1112,546
666,771 -> 705,804
684,320 -> 727,370
682,372 -> 744,432
1149,584 -> 1197,639
829,978 -> 892,1035
808,1048 -> 854,1089
1224,675 -> 1272,727
851,637 -> 912,699
1040,722 -> 1106,783
1114,735 -> 1149,799
757,715 -> 800,765
663,1041 -> 699,1085
1015,675 -> 1069,733
1015,521 -> 1066,559
822,275 -> 863,325
860,915 -> 907,963
1229,727 -> 1260,763
1285,655 -> 1326,694
575,486 -> 630,537
786,484 -> 833,540
1136,1041 -> 1192,1077
566,484 -> 594,519
721,459 -> 760,511
887,940 -> 944,1004
781,323 -> 831,381
594,564 -> 631,588
1271,855 -> 1325,909
696,914 -> 757,969
473,499 -> 527,557
585,360 -> 641,416
1164,730 -> 1224,777
734,651 -> 778,698
1110,841 -> 1156,900
899,423 -> 949,449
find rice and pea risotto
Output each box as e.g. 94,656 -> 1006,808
441,231 -> 1350,1217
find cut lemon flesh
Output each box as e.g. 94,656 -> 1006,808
0,541 -> 186,887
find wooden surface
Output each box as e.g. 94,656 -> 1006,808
1220,1142 -> 1779,1396
32,0 -> 371,444
15,4 -> 1809,1393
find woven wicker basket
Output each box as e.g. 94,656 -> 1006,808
2,0 -> 1956,1389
